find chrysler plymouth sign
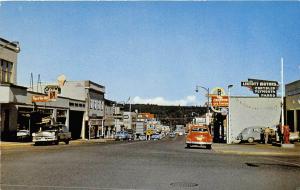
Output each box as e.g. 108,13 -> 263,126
241,78 -> 279,97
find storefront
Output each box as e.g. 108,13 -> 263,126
285,80 -> 300,132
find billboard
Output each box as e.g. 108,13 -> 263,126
241,78 -> 279,98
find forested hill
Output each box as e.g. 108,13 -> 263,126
123,104 -> 207,126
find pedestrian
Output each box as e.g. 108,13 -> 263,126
264,127 -> 271,144
276,124 -> 282,143
260,128 -> 264,144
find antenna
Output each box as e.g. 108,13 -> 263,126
30,73 -> 33,91
37,74 -> 42,93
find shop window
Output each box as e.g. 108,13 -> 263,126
0,59 -> 14,83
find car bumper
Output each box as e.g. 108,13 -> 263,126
33,137 -> 57,142
186,141 -> 212,145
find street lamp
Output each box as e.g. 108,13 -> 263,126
227,85 -> 233,144
195,85 -> 210,126
195,85 -> 210,114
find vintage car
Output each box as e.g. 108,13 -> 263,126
32,124 -> 71,145
115,131 -> 130,141
185,125 -> 213,149
17,129 -> 30,141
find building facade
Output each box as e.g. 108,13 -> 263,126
0,38 -> 21,139
60,80 -> 105,139
285,80 -> 300,132
228,96 -> 281,143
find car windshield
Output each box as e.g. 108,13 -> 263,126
191,128 -> 208,132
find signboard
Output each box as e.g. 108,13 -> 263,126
241,78 -> 279,97
210,87 -> 226,97
32,95 -> 49,102
44,85 -> 61,94
211,95 -> 229,107
48,91 -> 58,101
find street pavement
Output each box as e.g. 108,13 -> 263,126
1,136 -> 300,190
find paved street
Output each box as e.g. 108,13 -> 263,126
1,136 -> 300,190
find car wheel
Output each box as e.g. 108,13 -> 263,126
54,140 -> 59,145
186,144 -> 191,148
65,139 -> 70,144
247,137 -> 254,143
206,145 -> 212,149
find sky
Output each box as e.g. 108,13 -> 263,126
1,2 -> 300,106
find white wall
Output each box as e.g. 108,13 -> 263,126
229,97 -> 281,143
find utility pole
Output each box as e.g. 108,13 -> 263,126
227,85 -> 233,144
281,57 -> 284,139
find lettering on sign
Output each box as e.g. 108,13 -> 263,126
44,85 -> 61,94
211,95 -> 229,107
32,95 -> 49,102
241,78 -> 279,98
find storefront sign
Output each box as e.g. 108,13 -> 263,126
32,95 -> 49,102
211,95 -> 229,107
241,78 -> 279,97
44,85 -> 61,94
210,87 -> 226,97
48,91 -> 58,101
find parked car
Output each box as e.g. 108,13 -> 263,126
32,124 -> 71,145
17,130 -> 30,141
169,132 -> 176,138
185,125 -> 212,149
115,131 -> 130,141
138,135 -> 147,141
290,132 -> 300,142
151,133 -> 161,140
237,126 -> 275,143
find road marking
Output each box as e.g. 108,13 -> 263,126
262,157 -> 300,167
0,184 -> 151,190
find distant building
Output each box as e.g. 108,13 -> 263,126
285,80 -> 300,132
60,80 -> 105,139
123,111 -> 137,131
104,99 -> 116,138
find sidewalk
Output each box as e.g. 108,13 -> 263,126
213,143 -> 300,156
0,138 -> 115,148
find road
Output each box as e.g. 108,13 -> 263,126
1,136 -> 300,190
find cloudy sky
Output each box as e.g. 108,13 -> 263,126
1,2 -> 299,106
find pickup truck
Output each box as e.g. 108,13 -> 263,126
32,124 -> 71,145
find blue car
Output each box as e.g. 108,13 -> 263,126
151,133 -> 161,140
115,131 -> 129,141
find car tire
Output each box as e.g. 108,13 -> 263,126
247,137 -> 254,143
54,140 -> 59,145
206,145 -> 212,149
186,144 -> 191,148
65,139 -> 70,144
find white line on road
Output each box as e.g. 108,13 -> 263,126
262,157 -> 300,167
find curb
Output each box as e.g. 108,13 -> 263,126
0,139 -> 113,148
214,149 -> 300,157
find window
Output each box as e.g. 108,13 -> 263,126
0,59 -> 14,83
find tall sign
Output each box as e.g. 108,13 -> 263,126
241,78 -> 279,98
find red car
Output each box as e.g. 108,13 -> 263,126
185,125 -> 213,149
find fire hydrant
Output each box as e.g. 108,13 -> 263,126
283,125 -> 290,144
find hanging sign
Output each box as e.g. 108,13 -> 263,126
241,78 -> 279,98
211,95 -> 229,107
44,85 -> 61,94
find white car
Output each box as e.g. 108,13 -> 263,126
17,130 -> 30,141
